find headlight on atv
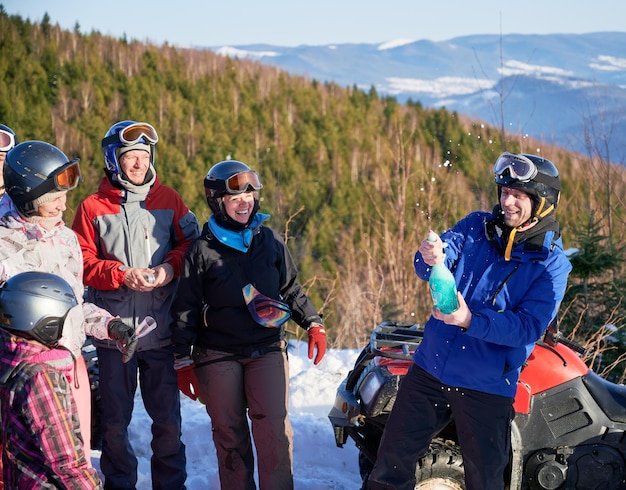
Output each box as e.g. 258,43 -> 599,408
360,371 -> 384,407
359,367 -> 403,418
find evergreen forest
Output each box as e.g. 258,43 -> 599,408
2,9 -> 626,379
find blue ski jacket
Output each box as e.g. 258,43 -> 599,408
413,210 -> 572,397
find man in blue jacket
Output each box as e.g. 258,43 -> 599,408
367,152 -> 572,490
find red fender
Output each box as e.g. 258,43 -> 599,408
514,343 -> 589,414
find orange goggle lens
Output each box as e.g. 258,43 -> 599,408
225,171 -> 262,194
53,160 -> 83,190
119,123 -> 159,145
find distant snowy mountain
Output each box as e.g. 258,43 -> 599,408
206,33 -> 626,163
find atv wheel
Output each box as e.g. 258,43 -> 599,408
415,439 -> 465,490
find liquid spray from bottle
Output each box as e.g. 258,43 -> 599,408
427,231 -> 459,314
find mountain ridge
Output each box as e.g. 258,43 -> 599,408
205,32 -> 626,162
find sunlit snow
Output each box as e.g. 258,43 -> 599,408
384,76 -> 493,97
215,46 -> 280,59
589,55 -> 626,72
377,39 -> 416,50
91,341 -> 363,489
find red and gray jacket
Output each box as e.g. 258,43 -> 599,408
72,175 -> 200,351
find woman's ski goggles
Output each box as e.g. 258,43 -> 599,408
242,283 -> 291,328
225,171 -> 263,194
51,159 -> 83,190
493,152 -> 538,182
0,129 -> 16,152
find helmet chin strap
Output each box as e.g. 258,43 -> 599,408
534,197 -> 555,220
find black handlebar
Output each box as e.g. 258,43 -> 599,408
543,324 -> 587,356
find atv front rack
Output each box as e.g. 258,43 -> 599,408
370,321 -> 424,360
329,321 -> 425,450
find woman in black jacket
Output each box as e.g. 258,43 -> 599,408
171,159 -> 326,490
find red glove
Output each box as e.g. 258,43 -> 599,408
307,324 -> 327,365
176,364 -> 200,401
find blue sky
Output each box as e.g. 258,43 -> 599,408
5,0 -> 626,47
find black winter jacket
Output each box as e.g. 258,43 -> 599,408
171,221 -> 322,357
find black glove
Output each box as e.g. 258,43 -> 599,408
173,343 -> 192,361
108,319 -> 137,363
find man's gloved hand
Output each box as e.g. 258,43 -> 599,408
174,355 -> 200,401
107,319 -> 137,363
307,323 -> 327,365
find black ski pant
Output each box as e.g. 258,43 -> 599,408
367,364 -> 514,490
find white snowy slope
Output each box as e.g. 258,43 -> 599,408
91,341 -> 363,489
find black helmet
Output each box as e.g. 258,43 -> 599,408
0,124 -> 17,152
0,271 -> 78,347
204,160 -> 262,228
494,152 -> 561,219
4,141 -> 82,217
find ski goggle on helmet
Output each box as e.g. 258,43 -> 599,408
50,159 -> 83,190
224,171 -> 262,194
102,122 -> 159,147
0,128 -> 16,152
493,152 -> 538,182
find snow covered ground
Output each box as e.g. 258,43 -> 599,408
90,341 -> 363,489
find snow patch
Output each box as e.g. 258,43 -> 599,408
215,46 -> 280,59
589,55 -> 626,72
377,39 -> 416,50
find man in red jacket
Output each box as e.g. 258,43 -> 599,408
72,121 -> 200,490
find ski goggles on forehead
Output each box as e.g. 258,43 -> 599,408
52,159 -> 83,190
225,171 -> 263,194
101,122 -> 159,148
119,122 -> 158,145
0,129 -> 16,152
493,152 -> 538,181
243,283 -> 291,328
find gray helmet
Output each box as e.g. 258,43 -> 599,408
4,141 -> 82,217
494,152 -> 561,219
0,271 -> 78,347
204,160 -> 262,228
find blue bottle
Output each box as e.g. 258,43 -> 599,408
427,231 -> 459,314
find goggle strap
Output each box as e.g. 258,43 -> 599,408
102,133 -> 122,148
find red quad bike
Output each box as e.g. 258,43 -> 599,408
328,321 -> 626,489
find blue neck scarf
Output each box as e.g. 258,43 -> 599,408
208,213 -> 270,252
